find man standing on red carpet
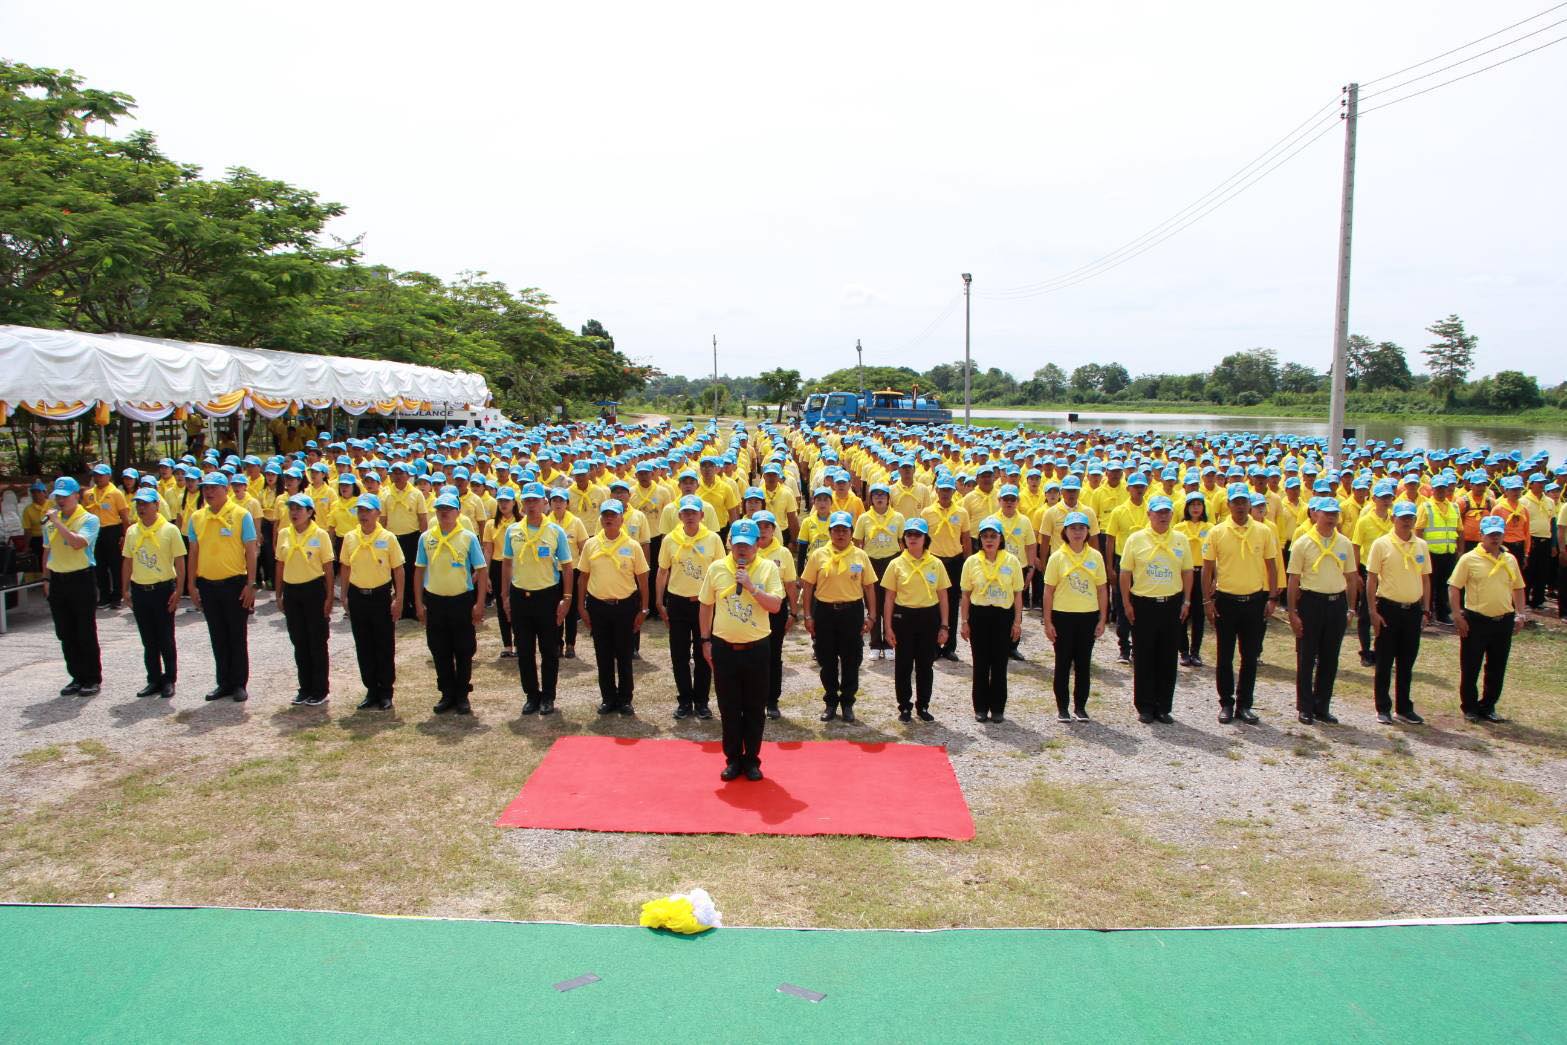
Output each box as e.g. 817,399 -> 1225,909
699,519 -> 784,782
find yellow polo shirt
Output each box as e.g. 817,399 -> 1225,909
658,526 -> 724,598
1037,500 -> 1100,543
763,483 -> 799,525
1119,526 -> 1193,598
696,478 -> 737,520
962,489 -> 1000,535
754,538 -> 798,584
82,483 -> 128,527
988,511 -> 1037,566
960,549 -> 1025,609
795,511 -> 836,559
275,522 -> 332,584
889,481 -> 930,520
1352,509 -> 1394,564
1104,500 -> 1150,556
802,544 -> 875,604
187,500 -> 255,581
1202,518 -> 1278,595
550,511 -> 588,560
921,503 -> 970,558
699,555 -> 784,643
1365,533 -> 1431,605
124,517 -> 185,584
576,532 -> 649,600
340,525 -> 404,589
853,509 -> 905,560
382,483 -> 427,536
417,524 -> 485,597
44,505 -> 98,573
1450,547 -> 1524,617
503,520 -> 570,591
1043,544 -> 1107,613
627,483 -> 669,536
1288,529 -> 1355,595
881,551 -> 950,609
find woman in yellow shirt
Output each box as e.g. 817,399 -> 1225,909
256,466 -> 283,590
274,492 -> 335,707
549,488 -> 590,659
1176,491 -> 1211,666
881,517 -> 951,722
960,517 -> 1025,723
752,509 -> 799,720
855,483 -> 906,660
1042,511 -> 1108,722
483,488 -> 522,658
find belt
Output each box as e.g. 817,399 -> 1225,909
1216,590 -> 1267,602
665,592 -> 699,603
131,579 -> 175,589
351,583 -> 391,595
815,599 -> 863,609
514,586 -> 560,597
1132,593 -> 1182,604
588,594 -> 633,605
1463,609 -> 1514,622
1298,589 -> 1345,600
1377,597 -> 1421,610
713,637 -> 760,650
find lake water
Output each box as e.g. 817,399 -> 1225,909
967,409 -> 1567,461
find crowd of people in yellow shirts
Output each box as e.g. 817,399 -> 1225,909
30,417 -> 1560,778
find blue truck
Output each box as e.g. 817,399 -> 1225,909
801,389 -> 952,426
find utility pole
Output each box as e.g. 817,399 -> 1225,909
1327,83 -> 1358,468
856,339 -> 864,392
961,273 -> 973,426
712,334 -> 719,420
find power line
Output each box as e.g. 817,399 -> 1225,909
1360,33 -> 1567,115
1362,1 -> 1567,86
981,96 -> 1342,300
887,293 -> 961,357
1359,15 -> 1567,102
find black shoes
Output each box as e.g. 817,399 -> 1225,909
538,700 -> 555,715
820,707 -> 838,722
301,695 -> 327,707
1008,650 -> 1027,662
1298,712 -> 1315,725
975,712 -> 989,723
1317,711 -> 1339,724
916,708 -> 935,722
521,699 -> 541,715
840,706 -> 856,723
597,701 -> 616,714
1156,713 -> 1174,724
898,709 -> 912,723
1237,710 -> 1259,725
674,704 -> 692,720
59,681 -> 81,696
136,683 -> 161,699
1139,713 -> 1155,724
1117,651 -> 1132,664
160,683 -> 175,700
1359,652 -> 1376,667
434,699 -> 458,715
77,684 -> 100,697
695,705 -> 713,720
990,712 -> 1005,723
1218,707 -> 1235,724
1057,710 -> 1072,723
1473,711 -> 1507,723
765,703 -> 781,720
1073,708 -> 1091,722
744,765 -> 764,782
617,703 -> 634,716
1396,710 -> 1425,725
357,696 -> 391,711
453,701 -> 473,715
205,687 -> 229,702
720,763 -> 742,782
291,692 -> 308,706
939,650 -> 962,662
1377,712 -> 1395,724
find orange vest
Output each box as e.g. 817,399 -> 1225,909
1488,500 -> 1531,551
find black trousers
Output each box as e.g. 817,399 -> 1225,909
713,638 -> 769,769
665,592 -> 710,708
1459,611 -> 1514,715
586,594 -> 638,707
130,579 -> 177,686
1180,595 -> 1205,660
488,561 -> 513,647
767,608 -> 788,705
425,590 -> 477,705
198,574 -> 250,693
563,570 -> 582,650
1131,595 -> 1182,717
813,598 -> 864,707
1355,566 -> 1373,656
96,523 -> 123,602
282,577 -> 329,698
939,555 -> 964,654
258,520 -> 276,588
1110,554 -> 1132,655
869,556 -> 896,651
1526,540 -> 1553,606
347,583 -> 396,702
1429,551 -> 1457,621
1051,610 -> 1097,714
48,568 -> 101,685
1213,591 -> 1266,711
511,584 -> 562,702
395,532 -> 420,615
1373,598 -> 1423,715
1294,590 -> 1347,715
968,603 -> 1012,716
891,603 -> 939,710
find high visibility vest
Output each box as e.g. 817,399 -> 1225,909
1422,500 -> 1459,554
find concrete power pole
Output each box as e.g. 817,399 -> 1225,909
712,334 -> 719,420
961,273 -> 973,426
1327,83 -> 1358,468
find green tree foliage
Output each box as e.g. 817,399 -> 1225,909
1423,314 -> 1477,404
756,367 -> 803,420
1345,335 -> 1412,391
1208,348 -> 1279,405
1480,370 -> 1542,411
803,365 -> 920,394
0,61 -> 652,419
1278,362 -> 1324,394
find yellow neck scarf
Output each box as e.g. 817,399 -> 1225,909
895,550 -> 940,604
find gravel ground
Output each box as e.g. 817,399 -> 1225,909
3,589 -> 1565,920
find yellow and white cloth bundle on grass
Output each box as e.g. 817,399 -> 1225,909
638,888 -> 722,935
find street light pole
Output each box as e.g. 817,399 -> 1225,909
1327,83 -> 1358,468
712,334 -> 719,420
961,273 -> 973,426
856,339 -> 863,392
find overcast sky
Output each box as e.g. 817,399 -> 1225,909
7,0 -> 1564,383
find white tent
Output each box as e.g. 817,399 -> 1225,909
0,324 -> 491,422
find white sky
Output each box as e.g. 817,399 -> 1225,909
6,0 -> 1564,383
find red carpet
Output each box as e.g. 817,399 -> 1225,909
495,737 -> 974,839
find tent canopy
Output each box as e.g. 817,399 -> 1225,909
0,325 -> 491,421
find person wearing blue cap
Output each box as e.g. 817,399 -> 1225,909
1104,473 -> 1151,665
415,491 -> 488,715
794,487 -> 835,577
1351,481 -> 1396,667
21,481 -> 50,564
760,466 -> 800,544
699,518 -> 784,781
1364,501 -> 1432,725
1118,495 -> 1193,724
276,492 -> 335,706
800,511 -> 877,722
1517,473 -> 1553,608
383,463 -> 430,618
853,485 -> 904,660
1415,473 -> 1460,625
187,471 -> 259,702
752,510 -> 800,720
960,517 -> 1024,722
656,496 -> 723,719
1450,515 -> 1526,722
989,485 -> 1038,662
1042,510 -> 1107,722
1286,498 -> 1357,725
481,488 -> 524,659
575,500 -> 650,715
119,487 -> 187,699
339,494 -> 406,711
1176,492 -> 1211,667
83,463 -> 130,607
921,476 -> 971,661
1201,482 -> 1280,724
42,477 -> 103,696
1488,476 -> 1531,571
881,517 -> 950,722
696,456 -> 740,538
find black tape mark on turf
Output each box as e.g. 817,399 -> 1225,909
778,983 -> 825,1003
554,973 -> 600,992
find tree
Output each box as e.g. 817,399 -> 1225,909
1423,314 -> 1477,405
1208,348 -> 1279,402
805,365 -> 919,395
580,319 -> 614,349
1487,370 -> 1542,411
1033,363 -> 1066,399
700,383 -> 728,416
1099,362 -> 1130,396
756,367 -> 803,420
1278,362 -> 1323,394
1070,363 -> 1104,394
1345,336 -> 1412,391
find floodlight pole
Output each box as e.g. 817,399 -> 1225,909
1327,83 -> 1358,467
961,272 -> 973,426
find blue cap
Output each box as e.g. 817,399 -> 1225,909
935,476 -> 956,490
1501,475 -> 1524,490
200,471 -> 228,487
1313,497 -> 1341,513
30,480 -> 47,492
1284,476 -> 1301,489
998,484 -> 1019,499
1227,482 -> 1250,501
902,517 -> 930,536
51,476 -> 81,497
433,492 -> 462,510
1061,475 -> 1082,491
609,478 -> 631,492
828,510 -> 854,529
677,494 -> 704,513
751,510 -> 777,526
678,469 -> 699,482
91,463 -> 112,476
286,493 -> 314,510
1126,472 -> 1149,487
1248,492 -> 1267,508
521,482 -> 547,499
132,488 -> 161,505
356,493 -> 382,512
1148,495 -> 1174,512
1062,511 -> 1091,529
977,517 -> 1003,535
1185,490 -> 1206,505
599,498 -> 624,515
728,519 -> 759,545
812,485 -> 832,499
744,486 -> 766,501
1430,473 -> 1453,487
1391,501 -> 1417,518
495,487 -> 516,501
1479,515 -> 1505,536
